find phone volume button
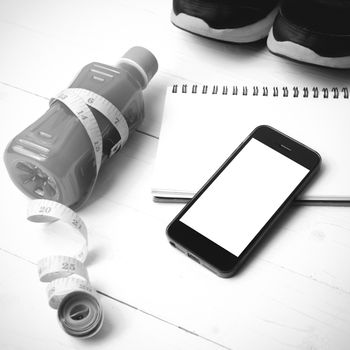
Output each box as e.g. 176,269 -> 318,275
187,253 -> 200,264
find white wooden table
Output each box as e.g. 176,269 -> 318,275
1,1 -> 350,349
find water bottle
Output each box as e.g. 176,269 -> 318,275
4,46 -> 158,209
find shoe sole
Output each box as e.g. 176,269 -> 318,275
267,29 -> 350,69
171,7 -> 279,43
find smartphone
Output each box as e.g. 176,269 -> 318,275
166,125 -> 321,277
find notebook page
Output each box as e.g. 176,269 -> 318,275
152,85 -> 350,201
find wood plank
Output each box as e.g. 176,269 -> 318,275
0,250 -> 225,350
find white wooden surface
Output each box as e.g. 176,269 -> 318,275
1,1 -> 350,349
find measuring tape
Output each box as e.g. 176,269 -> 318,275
25,88 -> 129,337
51,87 -> 129,174
27,199 -> 103,338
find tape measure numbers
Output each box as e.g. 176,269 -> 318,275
52,91 -> 103,173
69,88 -> 129,153
51,87 -> 129,176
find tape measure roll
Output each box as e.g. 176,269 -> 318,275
27,88 -> 129,338
27,199 -> 103,338
58,291 -> 104,338
25,88 -> 128,337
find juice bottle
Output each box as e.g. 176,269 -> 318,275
4,46 -> 158,209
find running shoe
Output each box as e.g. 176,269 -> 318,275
171,0 -> 280,43
267,0 -> 350,69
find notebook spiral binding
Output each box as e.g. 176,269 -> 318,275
172,84 -> 350,99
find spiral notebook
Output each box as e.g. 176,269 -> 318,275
152,84 -> 350,204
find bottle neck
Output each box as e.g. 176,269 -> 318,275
116,60 -> 148,89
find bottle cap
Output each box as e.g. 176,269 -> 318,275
119,46 -> 158,87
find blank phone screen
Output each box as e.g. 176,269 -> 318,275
180,138 -> 309,257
